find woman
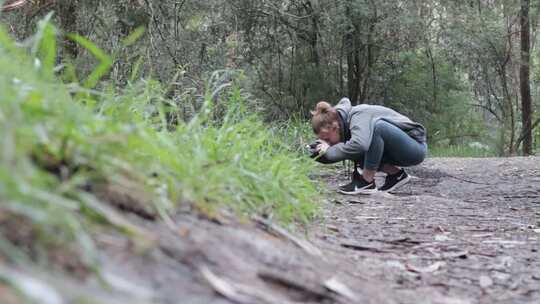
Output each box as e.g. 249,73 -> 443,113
310,97 -> 427,194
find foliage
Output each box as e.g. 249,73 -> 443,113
3,0 -> 538,154
0,19 -> 320,272
429,145 -> 497,158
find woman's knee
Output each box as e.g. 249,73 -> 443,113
407,143 -> 428,165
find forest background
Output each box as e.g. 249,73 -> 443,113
2,1 -> 540,302
3,0 -> 540,156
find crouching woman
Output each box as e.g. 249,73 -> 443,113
310,97 -> 427,194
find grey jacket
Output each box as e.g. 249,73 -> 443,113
319,98 -> 426,163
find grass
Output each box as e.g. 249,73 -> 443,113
428,145 -> 498,158
0,17 -> 320,277
271,117 -> 315,153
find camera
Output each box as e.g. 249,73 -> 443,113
306,140 -> 322,157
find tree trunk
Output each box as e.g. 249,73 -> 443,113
359,19 -> 375,104
339,37 -> 344,94
500,66 -> 516,155
426,45 -> 438,111
306,1 -> 320,67
344,0 -> 360,104
520,0 -> 533,155
56,0 -> 78,58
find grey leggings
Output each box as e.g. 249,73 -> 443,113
360,120 -> 427,171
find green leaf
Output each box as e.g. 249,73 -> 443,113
68,34 -> 113,89
0,26 -> 18,55
129,56 -> 145,82
38,23 -> 57,78
31,12 -> 54,58
121,26 -> 146,48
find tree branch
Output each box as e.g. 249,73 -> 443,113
1,0 -> 27,12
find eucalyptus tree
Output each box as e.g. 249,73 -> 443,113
439,0 -> 538,155
519,0 -> 532,155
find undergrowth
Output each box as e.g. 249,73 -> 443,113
0,17 -> 319,273
429,145 -> 497,158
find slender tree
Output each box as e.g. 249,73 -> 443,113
56,0 -> 78,58
519,0 -> 533,155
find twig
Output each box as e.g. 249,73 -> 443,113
1,0 -> 27,12
253,216 -> 323,257
446,174 -> 493,185
340,241 -> 390,253
258,270 -> 332,301
199,265 -> 256,304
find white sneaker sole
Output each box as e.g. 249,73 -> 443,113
337,188 -> 378,195
381,175 -> 411,193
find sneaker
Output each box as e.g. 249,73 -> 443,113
338,175 -> 377,195
379,169 -> 410,192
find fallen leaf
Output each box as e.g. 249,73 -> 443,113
405,261 -> 445,273
479,275 -> 493,288
435,234 -> 451,242
354,216 -> 380,220
436,226 -> 446,233
441,251 -> 468,259
492,271 -> 511,281
326,225 -> 340,233
324,276 -> 358,302
385,260 -> 405,270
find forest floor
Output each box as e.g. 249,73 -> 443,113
4,157 -> 540,304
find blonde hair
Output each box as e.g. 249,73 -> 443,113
311,101 -> 339,134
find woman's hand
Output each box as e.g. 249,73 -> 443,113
316,140 -> 330,155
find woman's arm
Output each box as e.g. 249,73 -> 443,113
321,111 -> 373,162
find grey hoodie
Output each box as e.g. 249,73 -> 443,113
319,98 -> 426,163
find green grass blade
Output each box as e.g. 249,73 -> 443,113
67,34 -> 113,89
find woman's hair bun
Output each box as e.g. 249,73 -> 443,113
311,101 -> 331,116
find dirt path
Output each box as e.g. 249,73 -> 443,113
311,157 -> 540,303
5,157 -> 539,304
